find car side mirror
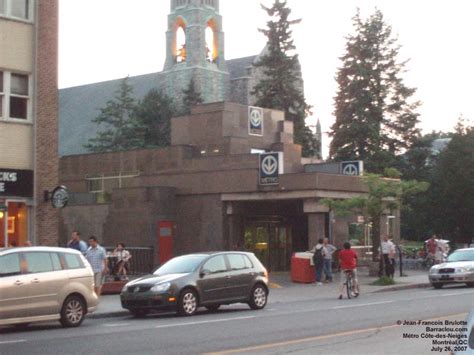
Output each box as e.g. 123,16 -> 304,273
200,269 -> 210,278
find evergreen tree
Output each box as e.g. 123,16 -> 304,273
182,78 -> 203,115
85,77 -> 137,152
132,89 -> 175,148
330,9 -> 421,173
252,0 -> 317,157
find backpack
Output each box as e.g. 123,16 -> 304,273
313,247 -> 324,266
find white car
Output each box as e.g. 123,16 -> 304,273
0,246 -> 99,328
429,248 -> 474,289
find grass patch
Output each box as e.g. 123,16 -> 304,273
371,276 -> 396,286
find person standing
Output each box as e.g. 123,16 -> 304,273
311,238 -> 325,285
322,238 -> 336,282
67,231 -> 87,254
380,235 -> 396,278
86,236 -> 107,296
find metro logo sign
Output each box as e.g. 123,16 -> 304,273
259,152 -> 283,185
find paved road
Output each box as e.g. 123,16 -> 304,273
1,285 -> 473,355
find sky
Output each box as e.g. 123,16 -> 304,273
59,0 -> 474,157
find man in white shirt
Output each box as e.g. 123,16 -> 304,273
379,235 -> 396,278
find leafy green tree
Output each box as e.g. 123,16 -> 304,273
322,168 -> 428,261
181,78 -> 203,115
430,120 -> 474,244
252,0 -> 317,157
85,77 -> 137,152
132,89 -> 175,148
329,9 -> 421,173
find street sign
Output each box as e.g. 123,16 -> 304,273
259,152 -> 283,185
341,161 -> 364,176
248,106 -> 264,136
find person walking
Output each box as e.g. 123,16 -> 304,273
322,238 -> 336,282
67,231 -> 87,254
311,238 -> 325,285
86,236 -> 107,296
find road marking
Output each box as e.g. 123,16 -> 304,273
0,340 -> 27,345
332,300 -> 394,310
104,323 -> 131,327
155,316 -> 255,329
205,312 -> 469,355
437,291 -> 474,297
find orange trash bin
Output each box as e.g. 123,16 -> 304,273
291,252 -> 315,283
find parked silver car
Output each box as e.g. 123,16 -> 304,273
0,246 -> 99,328
429,248 -> 474,289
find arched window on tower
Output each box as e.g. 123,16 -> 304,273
174,18 -> 186,63
205,20 -> 218,63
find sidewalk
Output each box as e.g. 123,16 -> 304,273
89,268 -> 430,319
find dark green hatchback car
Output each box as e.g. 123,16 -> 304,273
120,251 -> 269,317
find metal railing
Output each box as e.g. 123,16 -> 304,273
104,246 -> 154,275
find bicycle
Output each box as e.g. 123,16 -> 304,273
343,269 -> 359,299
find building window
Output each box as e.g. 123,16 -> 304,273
0,71 -> 31,121
0,0 -> 33,21
86,172 -> 140,193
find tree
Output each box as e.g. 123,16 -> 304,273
252,0 -> 317,157
329,9 -> 421,173
430,120 -> 474,244
85,77 -> 137,152
181,78 -> 203,115
322,168 -> 428,261
131,89 -> 175,148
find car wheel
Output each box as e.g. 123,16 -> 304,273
130,309 -> 148,318
178,289 -> 198,316
60,295 -> 86,327
248,284 -> 268,310
466,282 -> 474,288
205,304 -> 220,312
432,283 -> 444,289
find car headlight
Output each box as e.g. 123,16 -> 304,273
429,267 -> 438,274
151,282 -> 171,293
456,267 -> 469,273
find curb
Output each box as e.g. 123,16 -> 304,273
88,310 -> 130,320
370,283 -> 431,293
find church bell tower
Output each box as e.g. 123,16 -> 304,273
162,0 -> 230,105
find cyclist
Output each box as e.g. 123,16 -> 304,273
338,242 -> 359,299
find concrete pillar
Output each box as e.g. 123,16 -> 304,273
307,213 -> 326,249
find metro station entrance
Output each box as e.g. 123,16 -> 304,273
244,216 -> 292,272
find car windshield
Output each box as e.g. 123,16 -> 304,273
153,255 -> 207,275
447,250 -> 474,262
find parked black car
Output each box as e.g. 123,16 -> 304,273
120,251 -> 269,317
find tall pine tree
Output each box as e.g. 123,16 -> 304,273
85,77 -> 137,152
330,9 -> 421,173
252,0 -> 317,157
131,89 -> 175,148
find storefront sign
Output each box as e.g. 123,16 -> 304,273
259,152 -> 283,185
0,169 -> 33,197
341,161 -> 364,176
248,106 -> 264,136
51,186 -> 69,209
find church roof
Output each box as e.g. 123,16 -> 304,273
226,55 -> 258,79
59,56 -> 258,156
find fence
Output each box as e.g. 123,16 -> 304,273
104,246 -> 154,275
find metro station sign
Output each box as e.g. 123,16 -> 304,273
259,152 -> 283,185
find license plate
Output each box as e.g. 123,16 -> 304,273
440,275 -> 452,280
